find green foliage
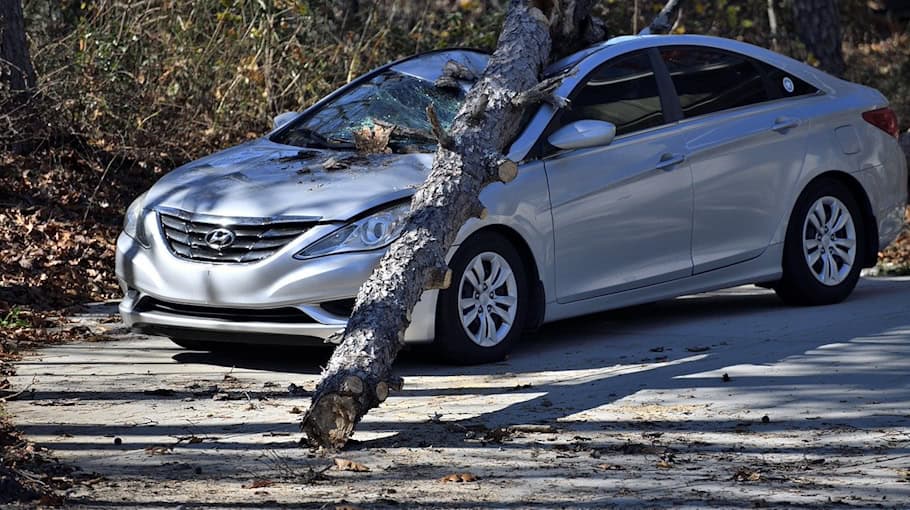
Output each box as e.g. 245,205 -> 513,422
1,307 -> 30,329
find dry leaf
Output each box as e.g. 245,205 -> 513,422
333,458 -> 370,472
656,460 -> 673,469
353,124 -> 392,154
144,446 -> 172,455
242,479 -> 273,489
731,468 -> 761,482
440,472 -> 479,483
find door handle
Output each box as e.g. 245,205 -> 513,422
771,117 -> 801,133
655,153 -> 686,171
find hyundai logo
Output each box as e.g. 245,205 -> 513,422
204,227 -> 236,250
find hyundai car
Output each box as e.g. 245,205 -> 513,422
116,34 -> 908,364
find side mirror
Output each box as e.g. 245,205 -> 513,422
273,111 -> 298,130
547,120 -> 616,150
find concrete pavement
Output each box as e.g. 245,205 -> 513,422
7,277 -> 910,508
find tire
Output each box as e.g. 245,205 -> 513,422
433,231 -> 529,364
774,178 -> 865,306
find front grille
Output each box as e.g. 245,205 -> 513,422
136,297 -> 316,323
157,209 -> 313,263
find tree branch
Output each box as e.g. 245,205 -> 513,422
641,0 -> 687,35
512,70 -> 576,109
425,104 -> 454,150
435,59 -> 478,90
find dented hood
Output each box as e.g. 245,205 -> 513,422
144,138 -> 432,222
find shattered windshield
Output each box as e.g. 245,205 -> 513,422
273,70 -> 465,152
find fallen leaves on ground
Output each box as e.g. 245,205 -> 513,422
333,458 -> 370,472
731,467 -> 762,482
439,472 -> 479,483
242,479 -> 274,489
143,446 -> 172,456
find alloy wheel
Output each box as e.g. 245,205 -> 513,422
457,251 -> 518,347
801,195 -> 857,286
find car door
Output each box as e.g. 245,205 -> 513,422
544,50 -> 694,303
658,45 -> 815,273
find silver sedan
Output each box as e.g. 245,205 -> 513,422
116,34 -> 908,364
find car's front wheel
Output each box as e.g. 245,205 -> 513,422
433,232 -> 529,364
775,178 -> 865,306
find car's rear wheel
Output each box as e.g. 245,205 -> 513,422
775,179 -> 865,306
434,231 -> 529,364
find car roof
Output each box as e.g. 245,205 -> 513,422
544,34 -> 836,93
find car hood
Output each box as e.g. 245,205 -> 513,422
144,139 -> 432,221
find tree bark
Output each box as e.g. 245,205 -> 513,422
791,0 -> 845,76
0,0 -> 36,93
301,0 -> 601,450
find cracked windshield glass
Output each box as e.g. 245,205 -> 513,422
273,70 -> 465,152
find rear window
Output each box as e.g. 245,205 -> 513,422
660,46 -> 769,119
756,61 -> 819,98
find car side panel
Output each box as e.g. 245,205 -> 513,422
681,97 -> 815,273
452,160 -> 556,304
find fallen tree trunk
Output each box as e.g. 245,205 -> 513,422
301,0 -> 602,449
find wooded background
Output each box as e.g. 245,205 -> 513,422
1,0 -> 909,322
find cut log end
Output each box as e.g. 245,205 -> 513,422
376,381 -> 389,403
340,376 -> 364,396
498,160 -> 519,183
301,393 -> 360,450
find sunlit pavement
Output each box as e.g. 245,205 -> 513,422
8,277 -> 910,509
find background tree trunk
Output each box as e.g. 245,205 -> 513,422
791,0 -> 845,76
301,0 -> 602,450
0,0 -> 36,93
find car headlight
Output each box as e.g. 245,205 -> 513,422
123,192 -> 150,247
295,202 -> 410,259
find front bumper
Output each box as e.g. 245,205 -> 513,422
115,213 -> 438,344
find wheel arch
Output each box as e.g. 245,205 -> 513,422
797,171 -> 880,268
457,225 -> 546,331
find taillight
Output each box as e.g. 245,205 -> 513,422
862,107 -> 899,139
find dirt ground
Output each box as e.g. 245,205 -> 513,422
5,278 -> 910,509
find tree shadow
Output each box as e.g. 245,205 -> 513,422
9,278 -> 910,508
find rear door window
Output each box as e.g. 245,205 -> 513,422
660,46 -> 769,119
560,51 -> 667,137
